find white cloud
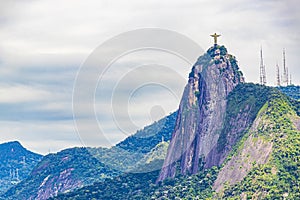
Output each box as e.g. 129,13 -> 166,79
0,84 -> 50,103
0,120 -> 81,154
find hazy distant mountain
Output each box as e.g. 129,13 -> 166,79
2,113 -> 176,199
278,85 -> 300,100
3,147 -> 120,200
0,141 -> 42,195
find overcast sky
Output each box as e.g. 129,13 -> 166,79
0,0 -> 299,154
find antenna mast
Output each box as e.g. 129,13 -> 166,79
276,63 -> 280,86
283,48 -> 288,86
260,47 -> 267,85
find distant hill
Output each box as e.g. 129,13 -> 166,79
116,111 -> 177,153
50,142 -> 170,200
2,112 -> 176,199
0,141 -> 42,195
3,147 -> 119,200
278,85 -> 300,100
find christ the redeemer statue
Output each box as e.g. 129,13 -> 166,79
210,33 -> 221,45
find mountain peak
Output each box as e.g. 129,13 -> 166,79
158,47 -> 245,182
1,141 -> 22,147
0,140 -> 42,159
0,141 -> 24,152
0,141 -> 42,195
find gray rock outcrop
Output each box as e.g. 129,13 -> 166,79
157,45 -> 244,182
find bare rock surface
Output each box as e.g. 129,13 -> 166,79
158,46 -> 244,182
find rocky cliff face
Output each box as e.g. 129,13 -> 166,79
158,45 -> 244,181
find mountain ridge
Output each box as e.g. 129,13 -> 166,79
51,83 -> 299,199
1,43 -> 299,199
0,141 -> 42,195
1,112 -> 176,199
49,44 -> 299,199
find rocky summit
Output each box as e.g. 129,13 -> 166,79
158,45 -> 245,181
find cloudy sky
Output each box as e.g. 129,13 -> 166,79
0,0 -> 299,154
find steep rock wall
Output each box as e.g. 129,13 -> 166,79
158,46 -> 244,181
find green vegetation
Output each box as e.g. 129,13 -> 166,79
52,170 -> 160,200
196,45 -> 243,82
228,54 -> 243,83
223,92 -> 300,199
2,112 -> 177,199
89,147 -> 143,172
206,45 -> 227,57
0,141 -> 42,195
52,166 -> 219,200
217,83 -> 275,152
153,167 -> 219,199
2,80 -> 299,200
3,148 -> 118,199
86,112 -> 177,172
116,111 -> 177,153
195,45 -> 227,68
195,90 -> 200,97
279,85 -> 300,116
53,84 -> 299,200
89,141 -> 169,173
278,85 -> 300,100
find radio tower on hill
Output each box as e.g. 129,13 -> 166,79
283,48 -> 289,86
276,62 -> 280,86
260,47 -> 267,85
